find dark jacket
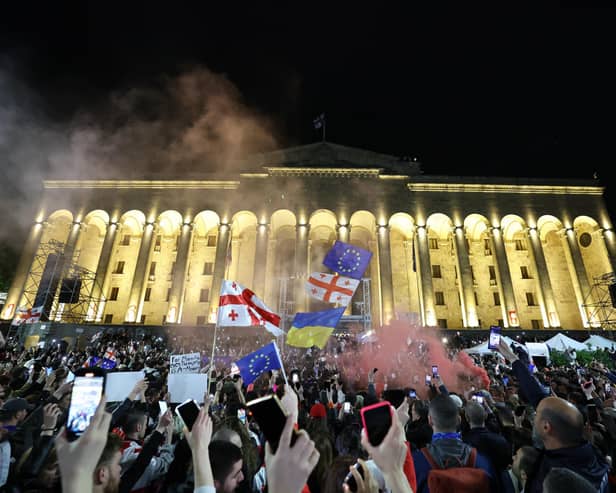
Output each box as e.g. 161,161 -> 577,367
462,426 -> 512,471
525,442 -> 610,493
412,437 -> 497,493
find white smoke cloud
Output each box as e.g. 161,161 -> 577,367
0,65 -> 281,240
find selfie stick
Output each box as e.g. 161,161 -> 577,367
273,340 -> 288,385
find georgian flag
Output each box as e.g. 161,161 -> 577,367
305,272 -> 360,307
11,305 -> 44,326
217,280 -> 284,337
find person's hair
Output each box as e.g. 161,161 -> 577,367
212,426 -> 240,444
306,427 -> 334,493
412,400 -> 429,420
321,455 -> 356,493
465,401 -> 487,427
540,406 -> 584,446
209,440 -> 243,483
218,416 -> 259,478
97,434 -> 122,468
543,467 -> 595,493
429,394 -> 459,432
516,446 -> 539,477
123,411 -> 147,434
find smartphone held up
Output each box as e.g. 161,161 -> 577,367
66,367 -> 106,442
360,401 -> 393,446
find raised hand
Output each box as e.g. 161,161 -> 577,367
54,397 -> 112,493
265,415 -> 320,493
280,384 -> 299,423
42,403 -> 62,434
360,407 -> 412,493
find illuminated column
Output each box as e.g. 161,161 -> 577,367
253,223 -> 269,296
295,223 -> 310,312
126,222 -> 156,322
337,223 -> 350,243
562,228 -> 591,326
168,222 -> 194,323
453,227 -> 478,327
416,225 -> 436,326
490,227 -> 519,327
2,221 -> 45,319
599,227 -> 616,274
90,221 -> 119,319
209,223 -> 231,322
528,227 -> 558,327
64,221 -> 82,261
377,225 -> 394,324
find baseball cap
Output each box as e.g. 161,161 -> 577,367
1,398 -> 33,413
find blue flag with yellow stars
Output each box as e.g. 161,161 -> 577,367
235,342 -> 283,385
323,240 -> 372,280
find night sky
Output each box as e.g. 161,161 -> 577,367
1,6 -> 615,228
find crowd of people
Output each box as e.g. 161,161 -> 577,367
1,326 -> 616,492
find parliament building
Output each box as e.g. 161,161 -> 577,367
3,142 -> 616,344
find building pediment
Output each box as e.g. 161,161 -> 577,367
241,141 -> 423,176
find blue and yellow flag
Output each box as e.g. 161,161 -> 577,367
287,307 -> 345,349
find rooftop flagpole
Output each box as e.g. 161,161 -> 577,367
322,113 -> 326,142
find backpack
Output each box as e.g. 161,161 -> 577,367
420,446 -> 490,493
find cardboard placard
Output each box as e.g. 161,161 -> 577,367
105,371 -> 145,402
168,373 -> 208,403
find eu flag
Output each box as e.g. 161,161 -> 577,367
235,342 -> 283,385
323,240 -> 372,280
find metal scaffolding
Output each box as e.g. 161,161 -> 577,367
17,239 -> 106,325
582,271 -> 616,330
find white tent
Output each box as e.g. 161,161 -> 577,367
525,342 -> 551,364
584,335 -> 616,351
544,333 -> 587,352
464,338 -> 550,364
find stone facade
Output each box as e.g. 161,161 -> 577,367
3,142 -> 615,332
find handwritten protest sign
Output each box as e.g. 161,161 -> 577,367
170,352 -> 201,374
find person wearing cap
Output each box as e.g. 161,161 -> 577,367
1,398 -> 31,487
0,398 -> 30,433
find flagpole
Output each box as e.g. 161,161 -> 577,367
273,340 -> 288,385
322,115 -> 326,142
207,321 -> 218,389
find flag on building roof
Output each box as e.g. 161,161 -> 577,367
323,240 -> 372,280
305,272 -> 359,307
234,342 -> 283,385
11,305 -> 43,326
313,113 -> 325,129
287,307 -> 345,349
217,280 -> 284,337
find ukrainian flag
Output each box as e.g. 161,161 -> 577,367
286,307 -> 345,349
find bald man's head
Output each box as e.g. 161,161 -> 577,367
534,397 -> 584,449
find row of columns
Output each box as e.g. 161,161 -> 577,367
4,217 -> 616,329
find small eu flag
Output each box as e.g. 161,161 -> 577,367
323,240 -> 372,280
235,342 -> 283,385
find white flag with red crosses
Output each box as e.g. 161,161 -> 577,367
217,280 -> 284,337
305,272 -> 360,307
